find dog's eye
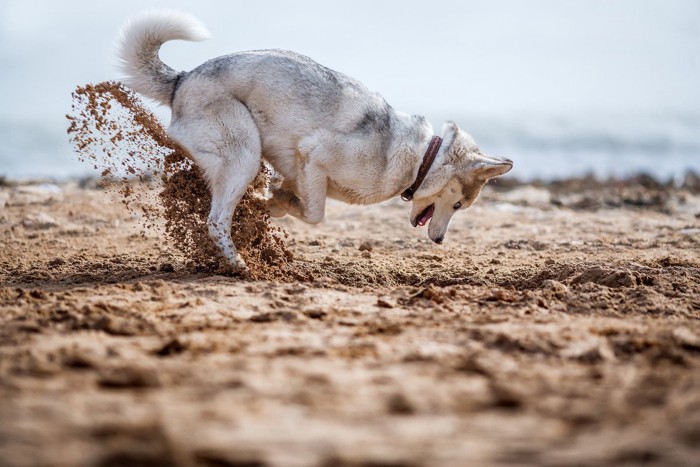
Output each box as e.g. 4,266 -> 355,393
453,202 -> 462,210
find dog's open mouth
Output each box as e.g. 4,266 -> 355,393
412,204 -> 435,227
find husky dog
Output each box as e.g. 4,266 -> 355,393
117,10 -> 512,272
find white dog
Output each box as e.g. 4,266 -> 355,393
117,10 -> 512,272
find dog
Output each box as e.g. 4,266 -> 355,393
117,10 -> 513,272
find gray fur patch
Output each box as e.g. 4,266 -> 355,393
354,105 -> 392,135
169,72 -> 186,106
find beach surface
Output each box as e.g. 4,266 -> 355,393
1,176 -> 699,466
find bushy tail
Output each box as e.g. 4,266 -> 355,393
116,10 -> 210,106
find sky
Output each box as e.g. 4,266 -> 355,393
1,0 -> 698,121
0,0 -> 698,179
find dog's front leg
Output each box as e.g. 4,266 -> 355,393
291,162 -> 327,224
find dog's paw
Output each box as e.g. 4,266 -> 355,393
220,257 -> 250,278
266,198 -> 289,218
232,254 -> 250,272
266,190 -> 295,217
214,249 -> 250,276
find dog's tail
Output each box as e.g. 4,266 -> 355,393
116,10 -> 210,106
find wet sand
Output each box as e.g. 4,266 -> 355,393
1,176 -> 699,466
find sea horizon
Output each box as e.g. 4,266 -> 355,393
2,109 -> 698,183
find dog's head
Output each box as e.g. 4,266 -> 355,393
409,122 -> 512,244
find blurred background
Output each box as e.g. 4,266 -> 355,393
1,0 -> 698,181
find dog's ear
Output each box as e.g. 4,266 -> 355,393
442,122 -> 478,164
441,121 -> 459,147
473,155 -> 513,180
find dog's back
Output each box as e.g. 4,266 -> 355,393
117,12 -> 392,144
175,50 -> 391,138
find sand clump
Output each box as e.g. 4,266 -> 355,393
66,81 -> 303,280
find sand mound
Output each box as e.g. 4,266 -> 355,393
66,81 -> 305,280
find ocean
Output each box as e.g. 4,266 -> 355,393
1,112 -> 698,182
455,112 -> 700,181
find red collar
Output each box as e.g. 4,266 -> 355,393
401,135 -> 442,201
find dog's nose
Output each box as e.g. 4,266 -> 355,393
433,236 -> 444,244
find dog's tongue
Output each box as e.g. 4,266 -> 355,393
417,205 -> 434,226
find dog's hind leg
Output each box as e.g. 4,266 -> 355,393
169,98 -> 262,273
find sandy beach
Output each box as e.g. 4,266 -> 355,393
1,175 -> 699,466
